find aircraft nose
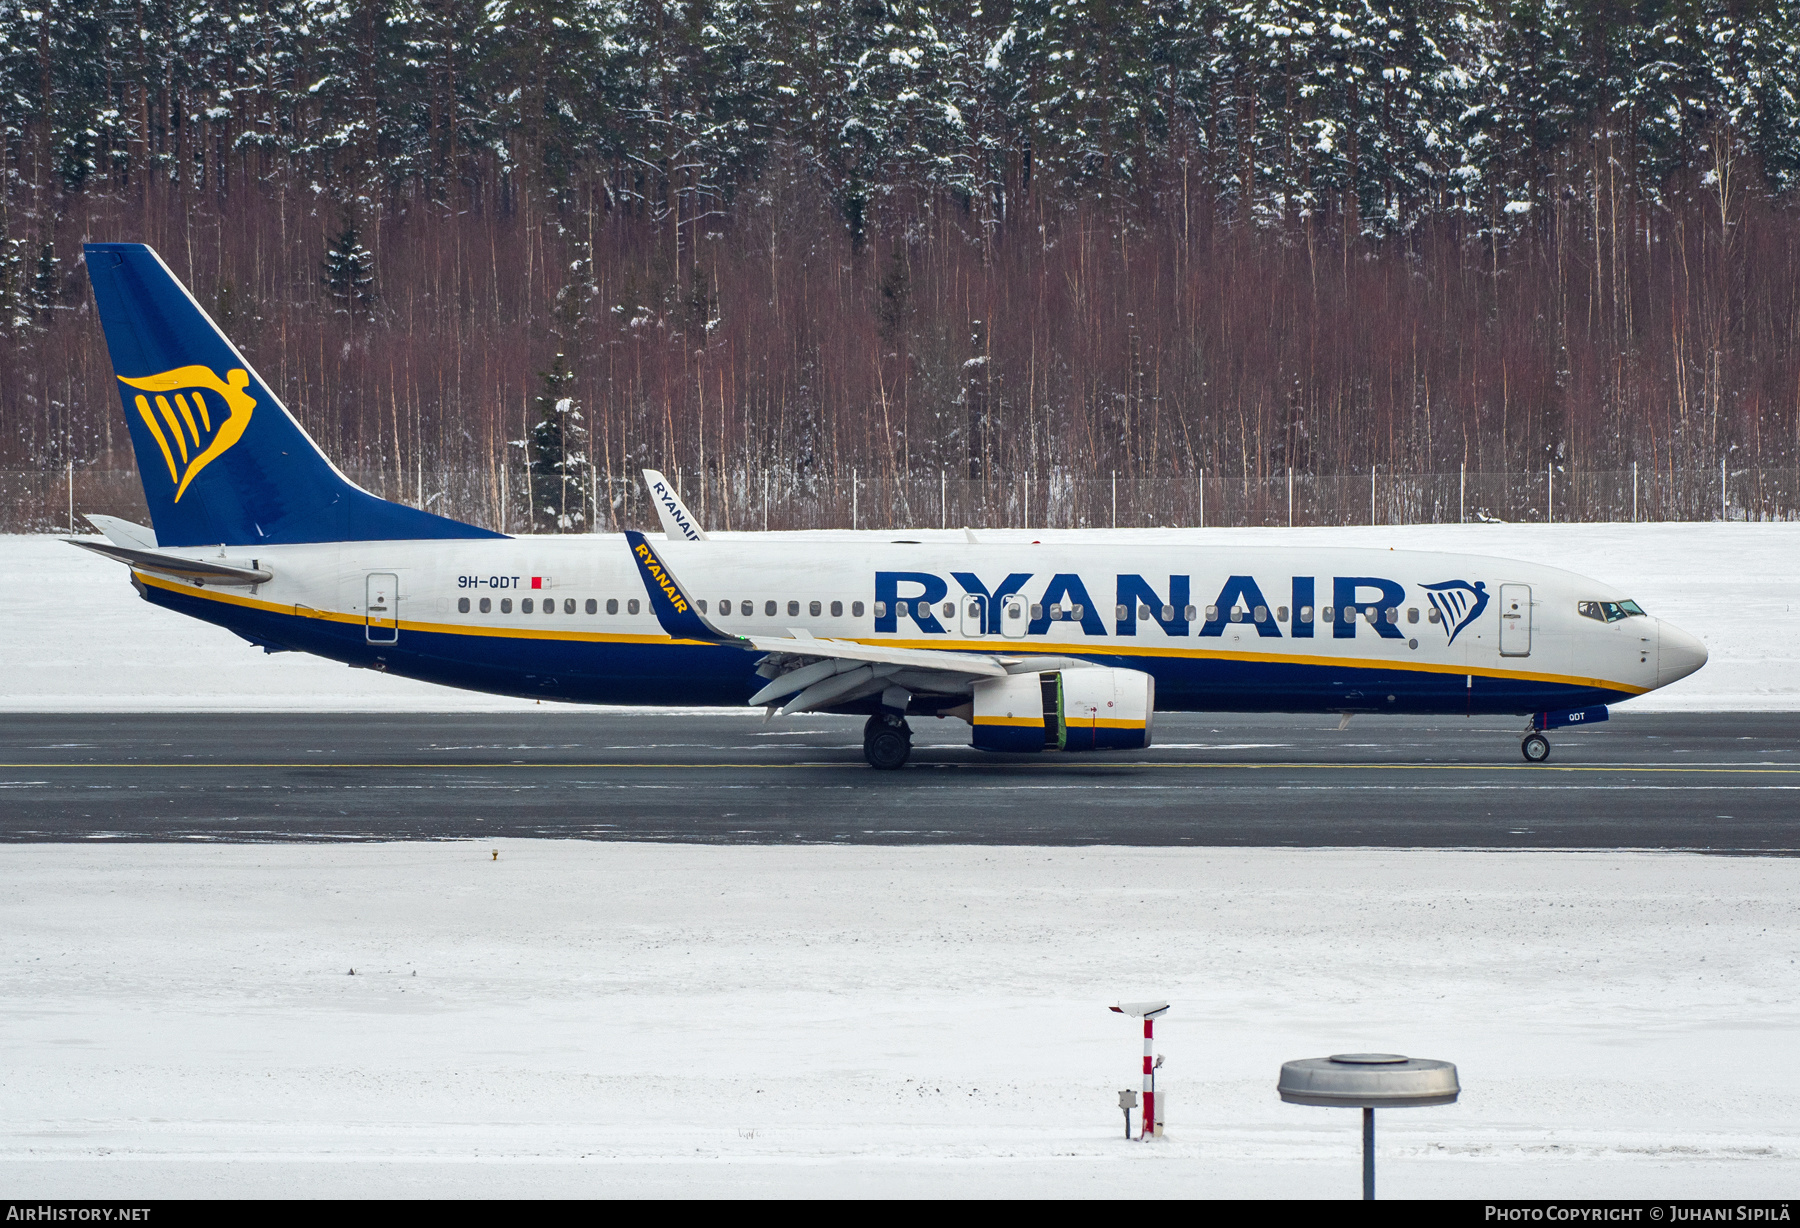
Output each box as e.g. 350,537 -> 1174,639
1657,620 -> 1708,689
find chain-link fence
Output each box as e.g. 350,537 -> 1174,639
7,461 -> 1797,536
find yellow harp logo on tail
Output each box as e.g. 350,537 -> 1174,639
118,366 -> 256,502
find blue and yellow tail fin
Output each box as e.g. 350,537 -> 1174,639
85,242 -> 504,547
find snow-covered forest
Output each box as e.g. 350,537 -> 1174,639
3,1 -> 1799,531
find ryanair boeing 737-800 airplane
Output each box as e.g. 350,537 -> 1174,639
73,242 -> 1708,768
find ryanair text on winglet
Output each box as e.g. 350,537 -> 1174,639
634,541 -> 690,613
651,478 -> 705,541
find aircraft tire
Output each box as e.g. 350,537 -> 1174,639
1520,733 -> 1550,763
864,724 -> 912,770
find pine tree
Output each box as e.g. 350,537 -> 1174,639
524,353 -> 591,532
322,219 -> 375,315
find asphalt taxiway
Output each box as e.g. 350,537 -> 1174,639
1,710 -> 1794,848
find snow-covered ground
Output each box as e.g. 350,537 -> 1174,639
2,842 -> 1796,1199
4,521 -> 1796,711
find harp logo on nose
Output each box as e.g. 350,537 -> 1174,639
1422,580 -> 1489,645
119,365 -> 256,502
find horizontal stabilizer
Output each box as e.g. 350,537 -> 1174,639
84,514 -> 158,550
68,538 -> 272,585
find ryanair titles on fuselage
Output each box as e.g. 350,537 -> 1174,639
872,569 -> 1485,641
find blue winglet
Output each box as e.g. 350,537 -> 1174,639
625,530 -> 739,644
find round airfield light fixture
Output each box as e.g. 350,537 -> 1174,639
1278,1053 -> 1459,1108
1278,1053 -> 1459,1199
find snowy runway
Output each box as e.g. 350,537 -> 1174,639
4,842 -> 1797,1198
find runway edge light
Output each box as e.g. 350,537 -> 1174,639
1111,1002 -> 1170,1138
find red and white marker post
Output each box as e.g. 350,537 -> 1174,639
1111,1001 -> 1170,1139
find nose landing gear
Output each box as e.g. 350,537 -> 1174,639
1520,731 -> 1551,763
864,713 -> 913,770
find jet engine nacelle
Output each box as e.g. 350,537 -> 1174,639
970,667 -> 1155,753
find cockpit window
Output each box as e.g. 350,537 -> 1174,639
1579,600 -> 1642,623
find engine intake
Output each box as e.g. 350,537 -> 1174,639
970,667 -> 1155,753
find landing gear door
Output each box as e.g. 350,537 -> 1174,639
1498,583 -> 1530,657
961,594 -> 987,638
366,572 -> 399,644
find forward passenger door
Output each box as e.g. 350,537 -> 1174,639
1498,584 -> 1531,657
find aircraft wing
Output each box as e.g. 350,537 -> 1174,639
623,529 -> 1011,714
738,633 -> 1007,677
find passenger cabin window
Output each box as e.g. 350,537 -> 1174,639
1254,605 -> 1268,622
1184,604 -> 1197,620
788,600 -> 800,617
627,599 -> 640,614
1426,607 -> 1440,624
564,599 -> 575,614
586,599 -> 597,614
522,598 -> 534,614
941,602 -> 954,619
809,600 -> 822,616
1205,605 -> 1219,621
831,601 -> 844,617
697,600 -> 707,614
1230,607 -> 1244,623
1277,606 -> 1289,622
871,601 -> 884,618
765,600 -> 777,616
1320,605 -> 1333,622
458,597 -> 470,613
479,597 -> 492,614
1407,607 -> 1419,624
1384,606 -> 1398,623
501,598 -> 512,613
1299,606 -> 1313,623
606,598 -> 619,615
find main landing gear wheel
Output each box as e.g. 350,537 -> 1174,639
863,714 -> 913,770
1520,732 -> 1551,763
